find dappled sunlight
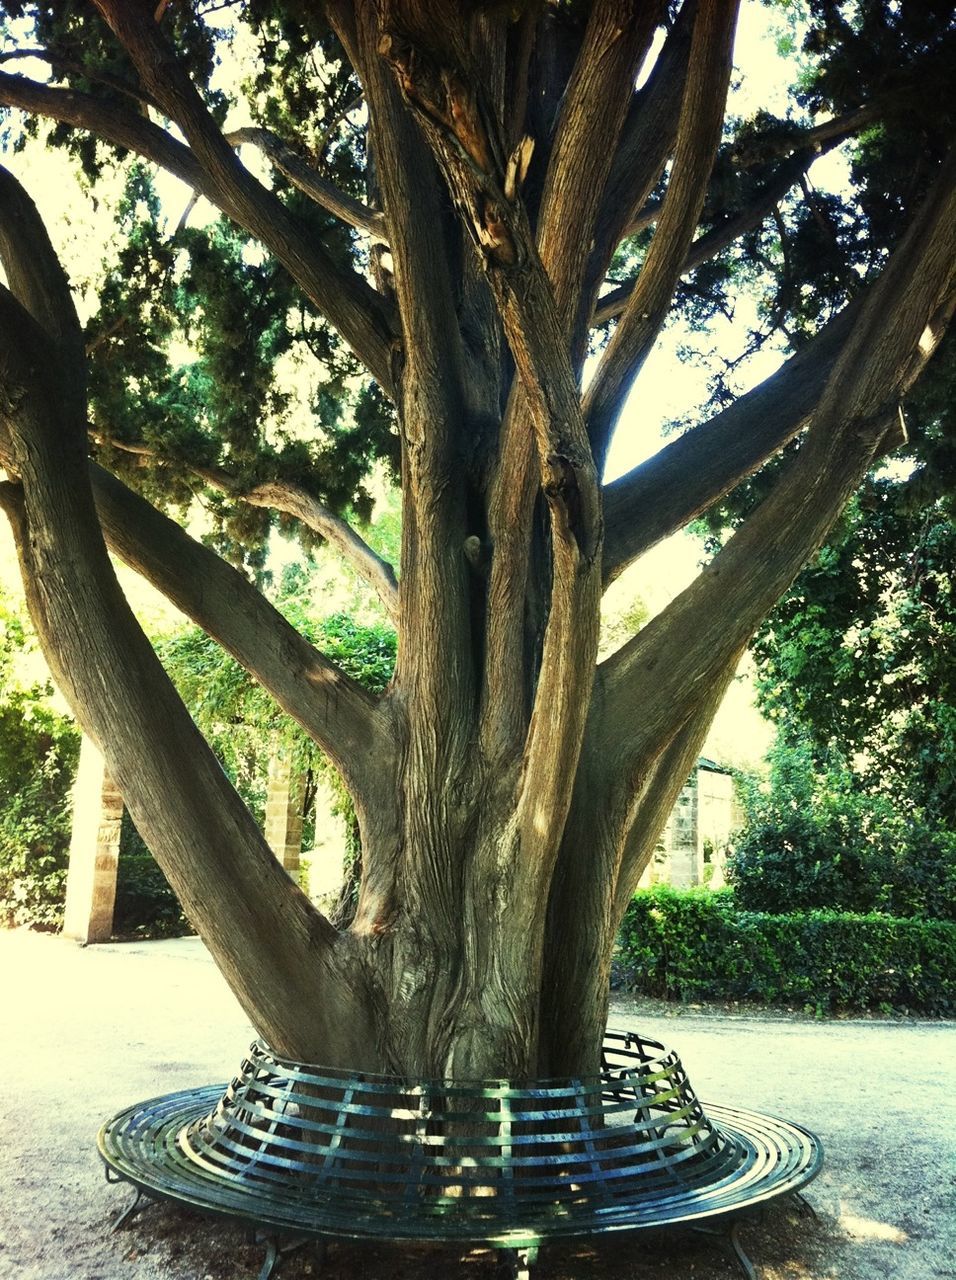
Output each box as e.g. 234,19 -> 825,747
768,1265 -> 836,1280
838,1208 -> 909,1244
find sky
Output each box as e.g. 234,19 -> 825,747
0,2 -> 852,769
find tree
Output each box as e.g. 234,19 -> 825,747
749,484 -> 956,830
726,476 -> 956,923
0,0 -> 954,1079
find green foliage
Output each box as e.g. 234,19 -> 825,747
113,813 -> 190,940
617,886 -> 956,1015
751,492 -> 956,821
84,162 -> 397,573
0,591 -> 79,928
0,554 -> 395,933
600,591 -> 650,654
2,2 -> 226,174
728,736 -> 956,921
798,0 -> 955,252
0,741 -> 76,928
157,584 -> 396,823
726,483 -> 956,922
695,339 -> 956,878
155,589 -> 395,926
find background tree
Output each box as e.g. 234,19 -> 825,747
749,478 -> 956,829
728,734 -> 956,922
725,478 -> 956,922
0,0 -> 954,1079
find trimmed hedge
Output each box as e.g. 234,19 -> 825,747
617,886 -> 956,1015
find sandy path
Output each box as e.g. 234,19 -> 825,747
1,929 -> 953,1280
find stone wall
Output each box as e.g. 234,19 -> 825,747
640,759 -> 737,889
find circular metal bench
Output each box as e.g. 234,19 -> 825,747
99,1030 -> 822,1278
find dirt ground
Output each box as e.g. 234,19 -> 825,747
1,929 -> 953,1280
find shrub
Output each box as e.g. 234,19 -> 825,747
112,813 -> 191,939
728,739 -> 956,921
0,711 -> 78,929
617,886 -> 956,1015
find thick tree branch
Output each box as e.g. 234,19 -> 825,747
2,413 -> 393,840
611,661 -> 737,918
0,165 -> 391,799
584,0 -> 740,466
729,101 -> 881,169
227,479 -> 399,620
601,300 -> 859,584
0,69 -> 206,189
0,46 -> 161,111
379,6 -> 602,911
601,145 -> 956,769
481,1 -> 658,761
539,652 -> 735,1074
479,3 -> 687,761
482,384 -> 537,761
596,105 -> 881,325
0,161 -> 86,416
0,182 -> 374,1062
225,126 -> 388,241
87,461 -> 392,790
0,66 -> 397,392
95,435 -> 399,621
611,101 -> 880,249
596,150 -> 823,325
585,0 -> 697,311
347,3 -> 477,751
535,0 -> 660,344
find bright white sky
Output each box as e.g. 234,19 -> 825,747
1,3 -> 853,766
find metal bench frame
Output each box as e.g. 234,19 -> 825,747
99,1030 -> 822,1279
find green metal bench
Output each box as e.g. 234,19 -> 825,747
99,1030 -> 822,1279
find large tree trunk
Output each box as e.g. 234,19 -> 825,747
1,1 -> 954,1085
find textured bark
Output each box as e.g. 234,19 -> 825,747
1,5 -> 954,1084
584,0 -> 740,464
225,127 -> 389,242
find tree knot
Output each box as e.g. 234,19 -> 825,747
543,453 -> 583,544
477,197 -> 520,266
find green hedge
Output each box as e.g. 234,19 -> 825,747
617,887 -> 956,1015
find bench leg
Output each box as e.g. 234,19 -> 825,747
690,1219 -> 757,1280
110,1186 -> 146,1232
725,1221 -> 757,1280
497,1245 -> 538,1280
789,1191 -> 818,1220
256,1232 -> 325,1280
257,1237 -> 281,1280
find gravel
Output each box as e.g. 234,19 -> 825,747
2,928 -> 954,1280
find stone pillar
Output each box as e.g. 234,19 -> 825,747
62,736 -> 123,944
666,770 -> 700,888
264,750 -> 304,876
